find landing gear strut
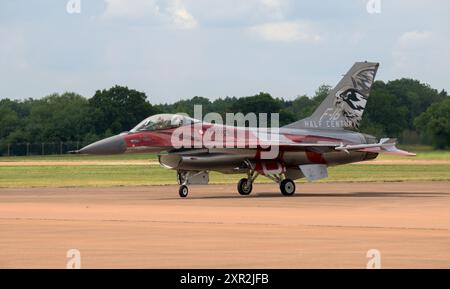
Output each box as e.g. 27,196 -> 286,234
239,160 -> 296,196
177,171 -> 190,198
237,160 -> 259,196
264,173 -> 296,196
176,170 -> 209,198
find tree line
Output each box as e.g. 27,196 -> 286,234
0,78 -> 449,150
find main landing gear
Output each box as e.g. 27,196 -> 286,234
177,171 -> 190,198
175,165 -> 296,198
238,161 -> 296,196
178,185 -> 189,198
280,179 -> 296,196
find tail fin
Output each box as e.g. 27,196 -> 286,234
284,61 -> 379,130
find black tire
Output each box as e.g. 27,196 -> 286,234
237,178 -> 252,195
280,179 -> 295,196
179,185 -> 189,198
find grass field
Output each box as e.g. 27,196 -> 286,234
0,153 -> 158,162
0,146 -> 448,188
0,163 -> 448,188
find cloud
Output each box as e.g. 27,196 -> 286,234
3,0 -> 450,101
394,31 -> 432,53
168,0 -> 198,29
102,0 -> 198,29
260,0 -> 285,18
185,0 -> 287,25
102,0 -> 160,19
250,21 -> 321,43
0,28 -> 29,72
100,0 -> 289,30
393,31 -> 443,70
391,30 -> 450,88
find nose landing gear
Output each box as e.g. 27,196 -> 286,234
176,170 -> 209,198
179,185 -> 189,198
237,178 -> 253,195
237,162 -> 259,196
177,171 -> 190,198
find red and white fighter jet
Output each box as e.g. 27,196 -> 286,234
77,62 -> 415,197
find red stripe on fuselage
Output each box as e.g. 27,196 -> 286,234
305,150 -> 327,164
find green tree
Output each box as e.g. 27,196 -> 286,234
385,79 -> 447,130
230,92 -> 283,114
312,84 -> 332,104
24,93 -> 90,142
0,102 -> 21,141
414,99 -> 450,149
283,85 -> 332,124
156,96 -> 212,117
229,92 -> 284,127
0,77 -> 448,152
361,81 -> 409,137
285,95 -> 315,120
89,86 -> 158,135
361,79 -> 448,140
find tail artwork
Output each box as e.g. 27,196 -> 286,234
284,61 -> 379,130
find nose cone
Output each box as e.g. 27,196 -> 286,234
79,134 -> 127,155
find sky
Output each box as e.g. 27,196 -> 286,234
0,0 -> 449,103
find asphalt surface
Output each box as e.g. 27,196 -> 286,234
0,181 -> 449,268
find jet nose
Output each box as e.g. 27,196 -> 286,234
78,134 -> 127,155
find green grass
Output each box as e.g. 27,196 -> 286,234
380,146 -> 450,160
0,146 -> 448,188
0,165 -> 174,187
0,153 -> 157,162
0,164 -> 448,188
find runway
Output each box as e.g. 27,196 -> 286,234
0,181 -> 449,268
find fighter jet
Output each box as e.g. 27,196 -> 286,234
77,62 -> 415,197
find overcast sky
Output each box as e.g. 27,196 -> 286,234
1,0 -> 449,103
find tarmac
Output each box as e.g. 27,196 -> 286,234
0,181 -> 449,268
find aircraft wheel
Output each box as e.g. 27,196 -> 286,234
237,178 -> 252,195
280,179 -> 296,196
179,185 -> 189,198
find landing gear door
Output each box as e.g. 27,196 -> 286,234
178,171 -> 209,185
189,172 -> 209,185
299,164 -> 328,182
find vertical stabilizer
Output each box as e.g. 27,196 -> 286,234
284,62 -> 379,130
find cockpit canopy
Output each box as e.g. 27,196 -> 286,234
130,114 -> 198,133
